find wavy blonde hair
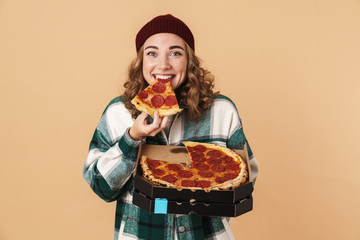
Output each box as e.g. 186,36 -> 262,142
122,43 -> 219,121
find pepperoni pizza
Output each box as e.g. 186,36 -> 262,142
131,78 -> 183,117
140,142 -> 248,191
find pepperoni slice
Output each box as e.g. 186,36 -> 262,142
181,180 -> 196,187
152,168 -> 165,176
152,82 -> 166,93
196,180 -> 211,188
215,176 -> 230,184
151,95 -> 165,108
194,145 -> 207,152
164,96 -> 177,106
225,163 -> 240,171
191,151 -> 204,158
178,170 -> 193,178
207,150 -> 222,158
207,158 -> 222,165
222,156 -> 234,163
198,170 -> 213,178
146,159 -> 161,169
224,172 -> 238,180
168,164 -> 182,171
211,164 -> 225,172
157,78 -> 170,84
137,90 -> 148,99
190,152 -> 206,162
186,146 -> 195,152
162,174 -> 177,183
194,163 -> 209,171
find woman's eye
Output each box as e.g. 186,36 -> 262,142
171,52 -> 182,56
147,52 -> 156,56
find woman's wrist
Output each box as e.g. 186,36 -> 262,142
128,127 -> 142,141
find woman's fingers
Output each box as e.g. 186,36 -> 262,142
138,111 -> 149,121
151,111 -> 161,127
146,112 -> 169,136
160,116 -> 169,129
129,111 -> 170,140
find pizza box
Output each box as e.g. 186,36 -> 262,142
133,143 -> 253,204
133,189 -> 253,217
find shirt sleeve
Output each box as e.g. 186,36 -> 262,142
221,98 -> 259,184
83,100 -> 141,202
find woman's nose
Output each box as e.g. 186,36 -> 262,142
157,56 -> 171,70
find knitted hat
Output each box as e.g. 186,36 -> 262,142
135,14 -> 195,52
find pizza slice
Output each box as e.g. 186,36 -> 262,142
131,78 -> 183,117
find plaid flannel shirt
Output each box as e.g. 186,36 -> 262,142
83,95 -> 258,240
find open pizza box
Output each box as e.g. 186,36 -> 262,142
132,143 -> 254,217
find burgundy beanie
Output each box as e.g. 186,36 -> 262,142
135,14 -> 195,52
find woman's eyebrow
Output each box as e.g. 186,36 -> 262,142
169,45 -> 185,51
144,46 -> 158,50
144,45 -> 184,51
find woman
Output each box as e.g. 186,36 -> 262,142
83,14 -> 259,240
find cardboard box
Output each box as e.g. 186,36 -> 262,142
132,143 -> 254,217
133,190 -> 253,217
133,144 -> 253,203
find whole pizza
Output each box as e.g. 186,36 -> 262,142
131,78 -> 183,117
140,142 -> 248,191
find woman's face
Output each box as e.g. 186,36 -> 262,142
142,33 -> 187,90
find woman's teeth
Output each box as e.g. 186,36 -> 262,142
154,75 -> 173,80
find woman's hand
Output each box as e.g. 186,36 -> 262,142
129,111 -> 169,141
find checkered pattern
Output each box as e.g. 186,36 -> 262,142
83,95 -> 258,240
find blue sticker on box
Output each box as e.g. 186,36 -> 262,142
154,198 -> 168,214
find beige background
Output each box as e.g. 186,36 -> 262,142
1,0 -> 359,239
